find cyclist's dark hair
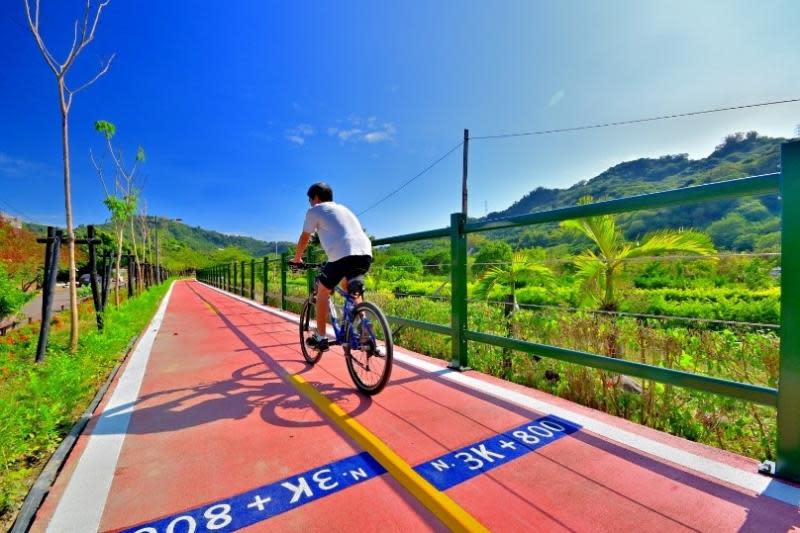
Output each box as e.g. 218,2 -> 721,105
307,182 -> 333,202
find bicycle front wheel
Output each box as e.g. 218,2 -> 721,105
345,301 -> 393,395
299,300 -> 323,365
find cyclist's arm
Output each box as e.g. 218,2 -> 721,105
293,231 -> 311,262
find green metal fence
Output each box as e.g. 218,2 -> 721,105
196,140 -> 799,482
198,253 -> 309,311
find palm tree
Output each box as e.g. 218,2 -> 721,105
562,196 -> 716,313
473,251 -> 554,377
473,251 -> 554,310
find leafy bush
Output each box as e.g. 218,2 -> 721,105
77,285 -> 93,298
471,241 -> 512,275
385,253 -> 423,275
421,246 -> 450,275
0,266 -> 29,319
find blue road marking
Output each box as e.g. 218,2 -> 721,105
121,414 -> 580,532
122,452 -> 386,533
414,415 -> 581,490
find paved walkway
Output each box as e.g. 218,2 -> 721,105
30,280 -> 800,532
20,287 -> 71,322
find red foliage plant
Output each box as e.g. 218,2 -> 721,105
0,215 -> 40,285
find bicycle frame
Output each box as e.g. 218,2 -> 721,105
320,284 -> 375,352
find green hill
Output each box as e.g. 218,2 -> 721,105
24,218 -> 293,272
480,131 -> 783,252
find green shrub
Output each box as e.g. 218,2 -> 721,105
0,266 -> 29,319
385,253 -> 423,275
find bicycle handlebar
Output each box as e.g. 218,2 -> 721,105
288,261 -> 323,272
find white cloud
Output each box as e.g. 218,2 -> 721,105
328,117 -> 396,144
337,128 -> 362,141
364,131 -> 389,143
294,124 -> 314,136
285,123 -> 315,146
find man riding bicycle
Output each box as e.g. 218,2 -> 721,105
292,182 -> 372,352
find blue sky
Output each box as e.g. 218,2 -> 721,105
1,1 -> 799,242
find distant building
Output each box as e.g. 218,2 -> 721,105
770,267 -> 781,279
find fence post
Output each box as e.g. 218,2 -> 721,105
101,251 -> 111,308
233,262 -> 238,294
241,260 -> 246,296
35,228 -> 61,363
448,212 -> 469,370
127,255 -> 134,298
778,140 -> 800,482
280,252 -> 288,310
263,257 -> 268,305
306,266 -> 314,296
250,258 -> 256,300
86,225 -> 103,331
226,263 -> 231,291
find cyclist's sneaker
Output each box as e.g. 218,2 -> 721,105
306,334 -> 329,352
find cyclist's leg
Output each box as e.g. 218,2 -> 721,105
340,278 -> 359,304
315,282 -> 331,337
315,259 -> 347,337
344,255 -> 372,305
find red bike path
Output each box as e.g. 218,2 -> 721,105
29,280 -> 800,532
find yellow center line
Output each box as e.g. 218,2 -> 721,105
288,373 -> 488,533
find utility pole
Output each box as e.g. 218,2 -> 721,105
462,128 -> 469,217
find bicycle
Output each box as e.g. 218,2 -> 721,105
289,262 -> 393,395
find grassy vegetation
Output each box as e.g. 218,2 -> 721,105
374,294 -> 778,460
0,281 -> 171,522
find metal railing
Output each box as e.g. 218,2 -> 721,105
197,140 -> 800,482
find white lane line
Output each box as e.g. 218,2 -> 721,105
47,282 -> 175,533
199,282 -> 800,508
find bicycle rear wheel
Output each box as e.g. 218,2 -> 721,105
299,300 -> 323,365
344,301 -> 393,395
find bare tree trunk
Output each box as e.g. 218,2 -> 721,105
59,79 -> 79,352
115,228 -> 123,306
129,218 -> 143,292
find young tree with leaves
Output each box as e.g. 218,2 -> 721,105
474,250 -> 554,377
91,120 -> 144,304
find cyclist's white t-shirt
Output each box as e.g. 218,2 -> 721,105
303,201 -> 372,262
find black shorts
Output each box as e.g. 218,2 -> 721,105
318,255 -> 373,291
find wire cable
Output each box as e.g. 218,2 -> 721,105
357,140 -> 464,216
0,198 -> 40,225
390,292 -> 780,329
472,97 -> 800,140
